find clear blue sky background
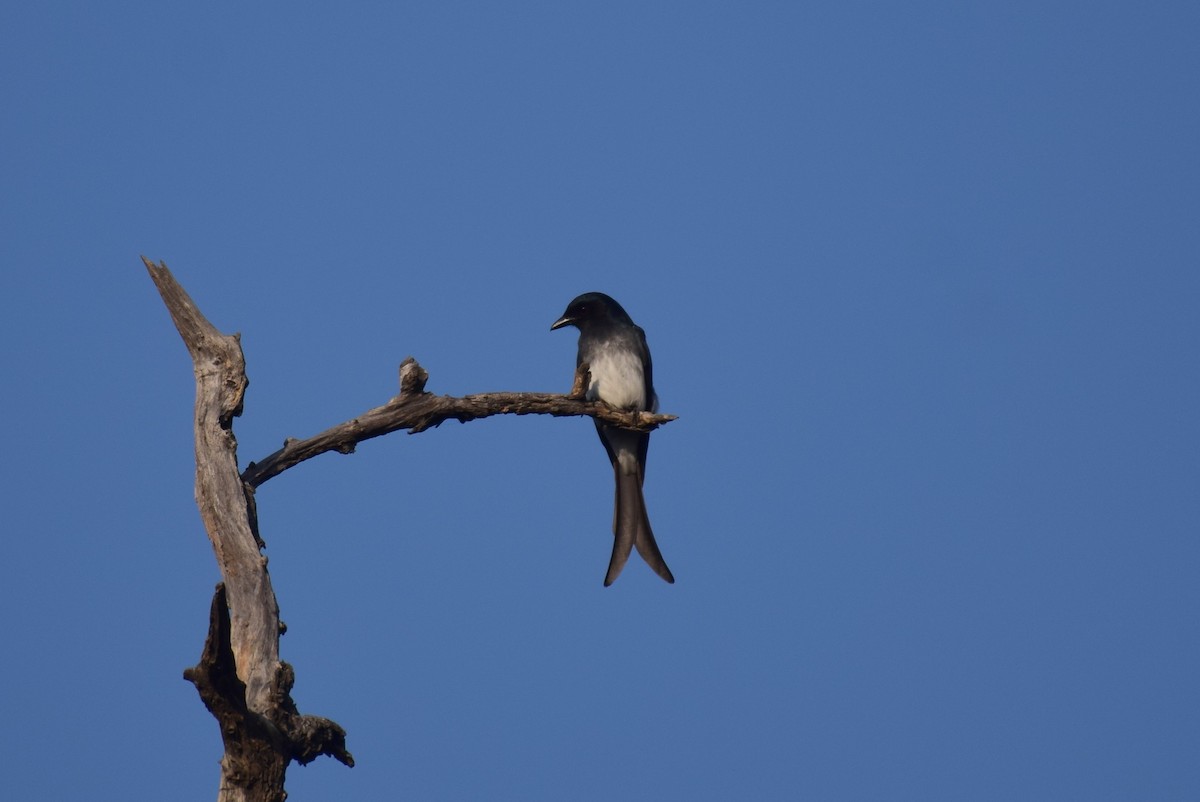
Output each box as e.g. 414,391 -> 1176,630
2,3 -> 1197,800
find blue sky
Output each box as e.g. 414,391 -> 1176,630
2,2 -> 1198,800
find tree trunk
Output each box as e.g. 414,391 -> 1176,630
146,259 -> 351,802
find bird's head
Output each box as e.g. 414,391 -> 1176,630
550,292 -> 630,332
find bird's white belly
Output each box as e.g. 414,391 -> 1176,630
586,350 -> 646,411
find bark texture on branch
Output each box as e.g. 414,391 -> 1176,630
184,585 -> 352,802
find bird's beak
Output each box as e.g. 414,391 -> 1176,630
550,315 -> 573,331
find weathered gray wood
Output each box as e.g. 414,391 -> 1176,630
145,258 -> 277,712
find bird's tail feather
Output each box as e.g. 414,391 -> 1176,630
604,468 -> 674,586
634,510 -> 675,584
604,469 -> 639,586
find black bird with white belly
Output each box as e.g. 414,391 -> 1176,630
551,292 -> 675,586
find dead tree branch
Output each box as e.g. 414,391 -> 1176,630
144,256 -> 678,801
242,358 -> 677,489
146,258 -> 352,802
183,585 -> 352,802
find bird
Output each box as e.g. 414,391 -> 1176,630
551,292 -> 675,586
